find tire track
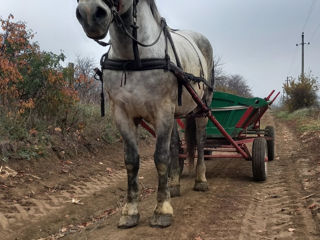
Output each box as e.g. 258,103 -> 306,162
239,120 -> 319,240
0,156 -> 154,235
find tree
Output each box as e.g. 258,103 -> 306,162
73,56 -> 99,104
283,73 -> 319,112
227,74 -> 252,97
0,15 -> 87,123
0,14 -> 35,110
213,57 -> 252,97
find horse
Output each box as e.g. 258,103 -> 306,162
76,0 -> 214,228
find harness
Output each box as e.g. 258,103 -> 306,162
94,0 -> 213,117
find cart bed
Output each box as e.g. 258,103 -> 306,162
206,91 -> 269,138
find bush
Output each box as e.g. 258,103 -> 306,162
0,15 -> 102,161
0,15 -> 93,127
283,74 -> 319,112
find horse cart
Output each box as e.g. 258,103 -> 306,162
77,0 -> 280,228
142,90 -> 280,181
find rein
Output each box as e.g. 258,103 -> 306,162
94,0 -> 213,117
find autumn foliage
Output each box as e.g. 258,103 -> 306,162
0,15 -> 90,122
0,15 -> 120,162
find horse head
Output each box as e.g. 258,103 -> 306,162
76,0 -> 133,39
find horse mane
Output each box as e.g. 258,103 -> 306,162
146,0 -> 162,24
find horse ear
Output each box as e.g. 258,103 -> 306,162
115,0 -> 120,10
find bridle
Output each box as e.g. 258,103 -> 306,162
102,0 -> 121,11
96,0 -> 168,68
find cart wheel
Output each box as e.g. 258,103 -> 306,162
252,137 -> 267,181
264,126 -> 275,161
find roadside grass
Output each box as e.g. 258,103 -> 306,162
0,104 -> 121,162
1,103 -> 152,162
275,107 -> 320,132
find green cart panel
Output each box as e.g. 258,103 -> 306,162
206,91 -> 269,138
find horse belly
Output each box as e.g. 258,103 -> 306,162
104,70 -> 175,119
104,70 -> 204,121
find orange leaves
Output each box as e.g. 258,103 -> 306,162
75,73 -> 94,87
0,14 -> 35,109
47,70 -> 63,84
18,98 -> 35,114
0,14 -> 88,121
23,98 -> 35,109
45,68 -> 80,105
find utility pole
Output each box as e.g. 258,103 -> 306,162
283,76 -> 291,101
296,32 -> 310,79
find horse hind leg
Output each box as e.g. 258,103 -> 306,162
150,115 -> 175,228
115,113 -> 140,228
185,117 -> 196,175
194,117 -> 209,192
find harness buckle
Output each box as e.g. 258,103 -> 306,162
94,68 -> 103,81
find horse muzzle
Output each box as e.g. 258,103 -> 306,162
76,3 -> 112,40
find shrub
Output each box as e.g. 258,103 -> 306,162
283,74 -> 319,112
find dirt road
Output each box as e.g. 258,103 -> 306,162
1,114 -> 319,240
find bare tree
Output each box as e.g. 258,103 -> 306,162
73,56 -> 100,104
227,75 -> 252,97
212,57 -> 252,97
213,56 -> 226,89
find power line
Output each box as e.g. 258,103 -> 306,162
301,0 -> 317,32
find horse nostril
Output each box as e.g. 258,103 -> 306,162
95,6 -> 107,21
76,8 -> 82,21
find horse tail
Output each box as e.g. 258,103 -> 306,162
185,117 -> 197,174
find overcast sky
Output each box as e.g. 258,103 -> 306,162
1,0 -> 319,98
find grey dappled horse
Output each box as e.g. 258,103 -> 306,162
76,0 -> 214,228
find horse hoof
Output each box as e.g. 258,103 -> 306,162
149,214 -> 172,228
169,185 -> 181,197
193,181 -> 209,192
118,214 -> 140,229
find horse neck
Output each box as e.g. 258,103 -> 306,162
109,1 -> 165,59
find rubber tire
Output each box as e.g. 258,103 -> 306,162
252,137 -> 267,181
264,126 -> 275,161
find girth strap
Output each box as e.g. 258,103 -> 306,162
101,58 -> 213,90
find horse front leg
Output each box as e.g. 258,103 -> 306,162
150,115 -> 174,228
115,113 -> 140,228
169,121 -> 181,197
194,117 -> 209,191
